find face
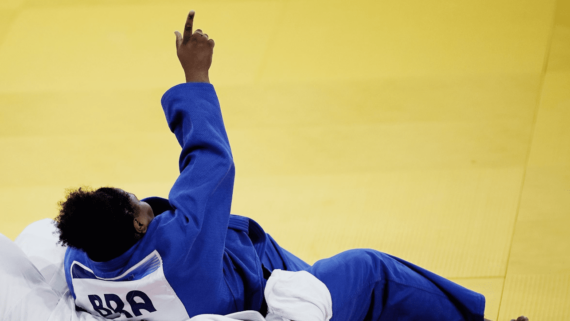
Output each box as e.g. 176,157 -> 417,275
127,192 -> 155,235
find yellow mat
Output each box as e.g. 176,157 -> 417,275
1,0 -> 568,319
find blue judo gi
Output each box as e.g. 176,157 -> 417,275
64,83 -> 485,321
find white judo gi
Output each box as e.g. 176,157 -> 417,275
0,228 -> 102,321
1,219 -> 332,321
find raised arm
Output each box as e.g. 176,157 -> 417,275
160,11 -> 234,253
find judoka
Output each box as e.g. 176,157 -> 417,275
1,219 -> 529,321
36,9 -> 528,321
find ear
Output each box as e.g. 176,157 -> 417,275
133,217 -> 148,234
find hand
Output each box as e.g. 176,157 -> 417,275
174,10 -> 215,83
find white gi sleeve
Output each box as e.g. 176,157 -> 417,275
15,218 -> 68,296
1,232 -> 105,321
264,270 -> 333,321
0,232 -> 60,321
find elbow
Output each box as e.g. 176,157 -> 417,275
224,158 -> 235,180
217,156 -> 235,192
219,144 -> 234,167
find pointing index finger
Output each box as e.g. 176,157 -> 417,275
182,10 -> 195,44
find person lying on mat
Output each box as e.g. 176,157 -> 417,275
0,224 -> 531,321
53,9 -> 527,321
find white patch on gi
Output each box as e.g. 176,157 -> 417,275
71,250 -> 189,321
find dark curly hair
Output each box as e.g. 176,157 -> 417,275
55,187 -> 138,262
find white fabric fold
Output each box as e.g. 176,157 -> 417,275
188,310 -> 266,321
0,233 -> 59,321
15,218 -> 68,297
264,270 -> 333,321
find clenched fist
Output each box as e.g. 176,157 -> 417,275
174,10 -> 215,83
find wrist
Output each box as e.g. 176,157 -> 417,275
185,72 -> 210,83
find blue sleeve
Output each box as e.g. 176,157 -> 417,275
160,82 -> 234,260
62,83 -> 236,313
